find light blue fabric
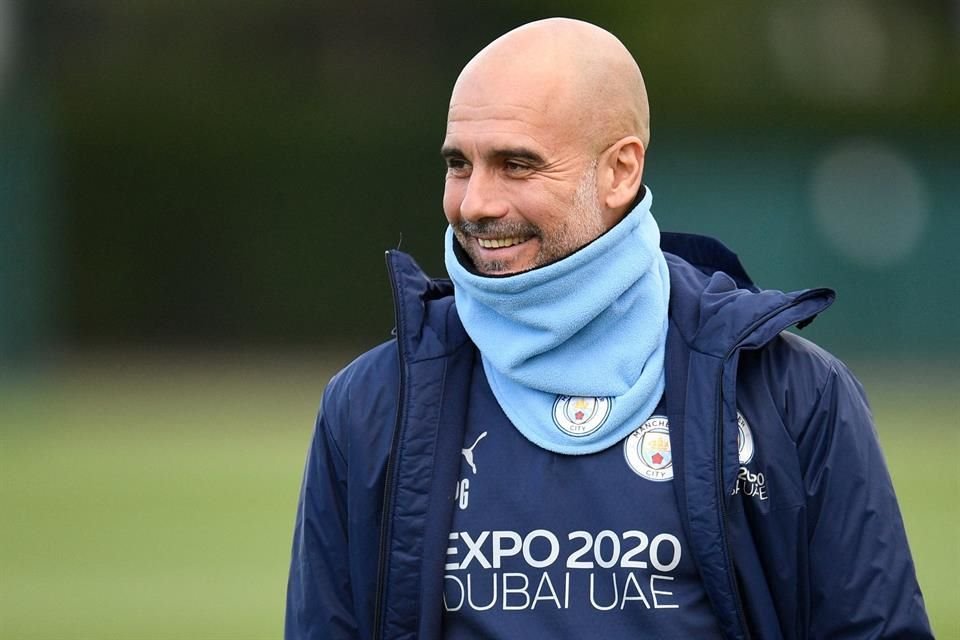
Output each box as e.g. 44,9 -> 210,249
444,188 -> 670,454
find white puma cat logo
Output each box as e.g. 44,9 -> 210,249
461,431 -> 488,475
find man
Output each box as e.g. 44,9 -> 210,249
286,18 -> 931,640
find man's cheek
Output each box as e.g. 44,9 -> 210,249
443,188 -> 465,224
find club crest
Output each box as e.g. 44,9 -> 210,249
552,396 -> 612,437
737,411 -> 755,465
624,415 -> 673,481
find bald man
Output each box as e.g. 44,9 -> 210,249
443,19 -> 648,276
286,19 -> 931,640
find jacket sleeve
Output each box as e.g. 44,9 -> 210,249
798,362 -> 932,639
285,385 -> 359,640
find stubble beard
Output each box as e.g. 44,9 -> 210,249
456,160 -> 605,275
543,159 -> 605,266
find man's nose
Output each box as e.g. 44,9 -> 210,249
459,170 -> 509,223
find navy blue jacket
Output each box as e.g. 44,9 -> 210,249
286,233 -> 931,640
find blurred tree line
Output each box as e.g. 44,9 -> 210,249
4,1 -> 958,356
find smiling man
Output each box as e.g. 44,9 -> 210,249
441,22 -> 646,275
286,18 -> 931,640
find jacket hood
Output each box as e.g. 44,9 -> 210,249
660,232 -> 835,358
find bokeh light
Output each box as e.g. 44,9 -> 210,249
811,138 -> 929,268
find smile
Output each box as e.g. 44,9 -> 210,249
476,236 -> 529,249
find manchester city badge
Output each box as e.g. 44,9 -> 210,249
624,415 -> 673,481
552,395 -> 612,437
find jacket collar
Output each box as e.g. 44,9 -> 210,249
385,250 -> 466,364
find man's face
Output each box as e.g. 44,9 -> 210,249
442,97 -> 608,275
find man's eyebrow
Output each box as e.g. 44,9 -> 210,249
490,147 -> 546,165
440,145 -> 546,165
440,146 -> 465,160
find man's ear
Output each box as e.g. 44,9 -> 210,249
601,137 -> 645,211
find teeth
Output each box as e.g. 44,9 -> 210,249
478,237 -> 525,249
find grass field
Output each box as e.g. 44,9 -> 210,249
1,353 -> 957,639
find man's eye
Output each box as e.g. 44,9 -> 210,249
504,161 -> 529,173
446,159 -> 470,175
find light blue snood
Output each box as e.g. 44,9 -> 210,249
444,188 -> 670,455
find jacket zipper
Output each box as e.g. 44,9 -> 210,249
714,292 -> 827,640
372,252 -> 407,640
714,369 -> 752,640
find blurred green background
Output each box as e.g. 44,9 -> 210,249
1,1 -> 958,638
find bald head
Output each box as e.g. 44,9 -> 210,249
452,18 -> 650,150
442,19 -> 651,274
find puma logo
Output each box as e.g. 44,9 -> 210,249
461,431 -> 487,475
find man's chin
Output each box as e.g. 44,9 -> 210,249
466,246 -> 538,276
469,249 -> 569,276
474,258 -> 522,276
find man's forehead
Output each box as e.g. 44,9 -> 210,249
445,102 -> 552,135
448,101 -> 547,119
442,128 -> 551,160
444,83 -> 583,151
443,105 -> 572,156
448,73 -> 562,117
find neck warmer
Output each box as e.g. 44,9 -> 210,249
444,188 -> 670,455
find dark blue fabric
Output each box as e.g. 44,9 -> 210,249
441,359 -> 722,638
285,233 -> 932,640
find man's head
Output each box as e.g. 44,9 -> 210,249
442,18 -> 650,275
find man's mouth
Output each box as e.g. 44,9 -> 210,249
476,236 -> 529,249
